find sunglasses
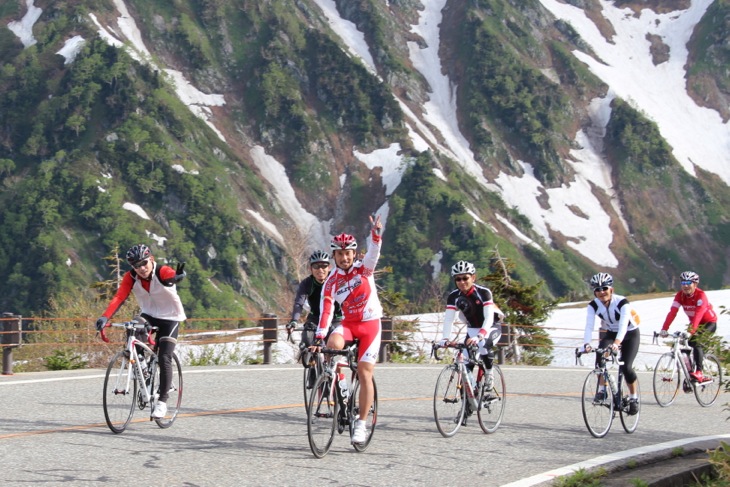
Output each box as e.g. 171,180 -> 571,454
593,286 -> 610,292
132,260 -> 149,269
311,263 -> 329,270
454,276 -> 471,283
680,280 -> 695,286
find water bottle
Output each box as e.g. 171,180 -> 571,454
467,370 -> 476,390
338,373 -> 349,399
682,352 -> 691,373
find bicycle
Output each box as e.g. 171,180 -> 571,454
651,330 -> 722,407
431,341 -> 506,437
101,319 -> 183,434
575,347 -> 640,438
306,342 -> 377,458
286,321 -> 324,413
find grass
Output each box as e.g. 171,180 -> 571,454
552,467 -> 607,487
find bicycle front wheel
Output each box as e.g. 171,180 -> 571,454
652,353 -> 680,407
694,355 -> 722,407
581,370 -> 614,438
477,365 -> 506,434
349,375 -> 377,452
303,354 -> 321,414
307,372 -> 337,458
433,365 -> 465,438
619,378 -> 640,434
154,353 -> 183,428
103,351 -> 137,434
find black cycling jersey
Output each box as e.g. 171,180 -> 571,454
445,284 -> 499,328
291,275 -> 342,325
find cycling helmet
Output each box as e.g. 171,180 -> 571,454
451,260 -> 476,277
309,250 -> 330,264
680,271 -> 699,283
590,272 -> 613,289
126,244 -> 151,266
330,233 -> 357,250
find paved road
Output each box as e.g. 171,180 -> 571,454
0,364 -> 727,486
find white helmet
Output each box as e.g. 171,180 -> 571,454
680,271 -> 699,283
590,272 -> 613,289
451,260 -> 475,277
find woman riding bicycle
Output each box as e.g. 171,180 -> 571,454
582,272 -> 640,415
96,244 -> 186,419
659,271 -> 717,383
313,215 -> 383,444
439,260 -> 503,394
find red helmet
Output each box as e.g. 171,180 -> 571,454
330,233 -> 357,250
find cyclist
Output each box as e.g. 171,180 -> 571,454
314,214 -> 383,444
286,250 -> 342,367
439,260 -> 504,422
582,272 -> 640,415
95,244 -> 186,419
659,271 -> 717,383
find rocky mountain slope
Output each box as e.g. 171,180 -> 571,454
0,0 -> 727,317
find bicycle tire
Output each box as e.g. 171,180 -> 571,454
652,352 -> 680,407
694,354 -> 722,407
307,372 -> 337,458
154,353 -> 183,428
477,364 -> 506,434
103,351 -> 137,434
433,364 -> 465,438
619,378 -> 640,434
581,369 -> 614,438
303,353 -> 321,414
350,375 -> 377,452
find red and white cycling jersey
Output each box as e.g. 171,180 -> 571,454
317,233 -> 383,338
662,287 -> 717,333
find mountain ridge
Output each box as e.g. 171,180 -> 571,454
0,0 -> 727,318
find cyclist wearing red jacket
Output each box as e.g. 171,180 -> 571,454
95,244 -> 186,419
315,215 -> 383,445
660,271 -> 717,383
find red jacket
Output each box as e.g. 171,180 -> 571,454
661,288 -> 717,333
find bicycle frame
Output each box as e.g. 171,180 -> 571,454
109,322 -> 157,405
576,347 -> 640,438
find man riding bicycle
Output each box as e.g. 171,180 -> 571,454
313,215 -> 383,444
287,250 -> 342,366
439,260 -> 504,416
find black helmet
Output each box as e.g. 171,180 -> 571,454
126,244 -> 151,266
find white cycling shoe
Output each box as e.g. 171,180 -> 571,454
151,401 -> 167,418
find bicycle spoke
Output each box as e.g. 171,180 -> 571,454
652,353 -> 680,407
103,351 -> 137,434
619,378 -> 640,433
477,365 -> 505,434
433,365 -> 464,437
581,370 -> 614,438
694,355 -> 722,407
307,373 -> 337,458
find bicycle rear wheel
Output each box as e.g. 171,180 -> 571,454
619,378 -> 640,433
433,365 -> 465,438
581,370 -> 614,438
652,353 -> 680,407
154,353 -> 183,428
477,365 -> 506,434
307,372 -> 337,458
103,351 -> 137,434
694,355 -> 722,407
349,375 -> 377,452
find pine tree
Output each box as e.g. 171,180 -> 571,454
481,247 -> 556,366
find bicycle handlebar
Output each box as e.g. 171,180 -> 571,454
99,319 -> 157,343
652,330 -> 690,345
431,341 -> 479,362
575,347 -> 617,366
